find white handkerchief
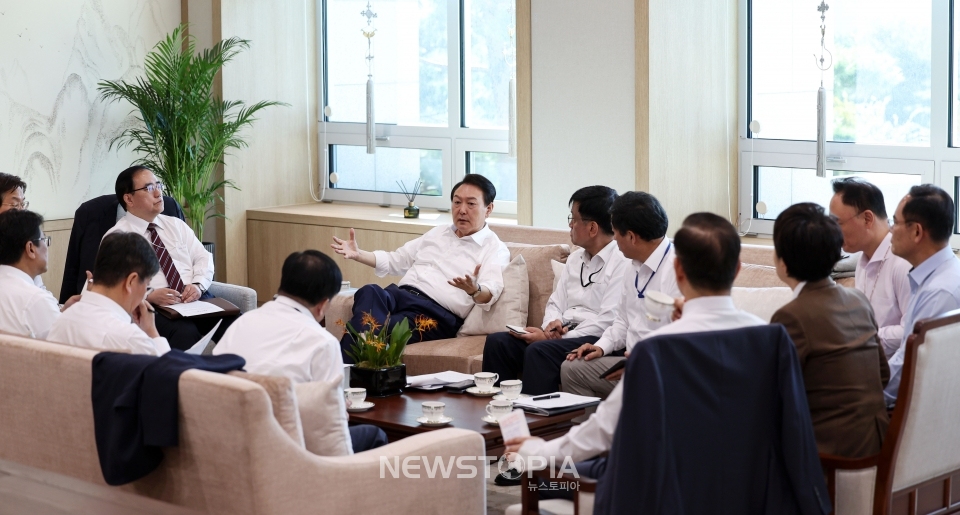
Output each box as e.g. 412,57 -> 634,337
498,409 -> 531,442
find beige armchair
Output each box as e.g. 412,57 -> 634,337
821,310 -> 960,515
0,334 -> 487,514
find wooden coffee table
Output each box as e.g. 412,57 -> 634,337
348,390 -> 584,457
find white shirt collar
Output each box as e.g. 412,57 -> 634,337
791,281 -> 808,299
447,223 -> 495,245
639,237 -> 672,273
681,295 -> 737,316
81,291 -> 133,323
860,232 -> 893,268
121,211 -> 159,232
583,239 -> 618,266
0,265 -> 38,286
273,295 -> 318,323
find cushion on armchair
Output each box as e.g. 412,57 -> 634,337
505,243 -> 571,328
295,376 -> 353,456
458,254 -> 529,336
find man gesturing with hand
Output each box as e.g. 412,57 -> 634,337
332,175 -> 509,361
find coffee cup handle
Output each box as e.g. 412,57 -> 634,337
486,404 -> 495,416
492,373 -> 499,384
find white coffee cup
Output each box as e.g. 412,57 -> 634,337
500,380 -> 523,400
474,372 -> 499,392
344,387 -> 366,408
643,290 -> 675,322
422,401 -> 446,422
341,280 -> 351,291
485,400 -> 513,420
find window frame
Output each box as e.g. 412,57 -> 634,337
316,0 -> 516,214
739,0 -> 960,247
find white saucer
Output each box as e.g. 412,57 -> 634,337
492,393 -> 531,401
481,415 -> 500,425
347,401 -> 375,412
416,415 -> 453,427
466,386 -> 501,396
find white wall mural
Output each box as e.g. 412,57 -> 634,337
0,0 -> 179,220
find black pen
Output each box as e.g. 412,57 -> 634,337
531,393 -> 560,401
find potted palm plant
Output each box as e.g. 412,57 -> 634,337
97,24 -> 285,242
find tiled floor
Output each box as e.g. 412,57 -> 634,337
486,463 -> 522,515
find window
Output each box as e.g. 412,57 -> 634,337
740,0 -> 958,243
319,0 -> 517,213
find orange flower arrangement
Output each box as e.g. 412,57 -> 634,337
413,314 -> 439,340
345,312 -> 423,369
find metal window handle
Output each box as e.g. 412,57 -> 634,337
375,136 -> 390,141
826,156 -> 846,164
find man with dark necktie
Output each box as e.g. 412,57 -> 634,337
103,166 -> 236,350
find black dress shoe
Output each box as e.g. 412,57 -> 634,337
495,470 -> 522,487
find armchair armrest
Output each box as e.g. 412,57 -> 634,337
325,291 -> 356,340
820,452 -> 880,515
521,467 -> 597,515
208,282 -> 258,313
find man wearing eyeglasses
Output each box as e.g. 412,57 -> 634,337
103,166 -> 230,350
0,210 -> 80,339
481,186 -> 628,395
561,191 -> 681,400
885,185 -> 960,406
829,178 -> 911,358
0,173 -> 47,291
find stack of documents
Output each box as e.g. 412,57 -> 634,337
407,371 -> 475,389
513,392 -> 601,416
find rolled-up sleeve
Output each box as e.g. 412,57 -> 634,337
373,236 -> 423,277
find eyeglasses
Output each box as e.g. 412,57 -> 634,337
32,235 -> 51,247
568,214 -> 594,225
891,216 -> 917,228
131,182 -> 164,194
1,200 -> 28,209
829,211 -> 863,226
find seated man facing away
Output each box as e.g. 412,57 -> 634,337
886,185 -> 960,406
560,191 -> 681,399
506,213 -> 765,496
771,203 -> 890,458
214,250 -> 388,452
106,166 -> 235,351
482,186 -> 627,394
0,173 -> 45,289
0,210 -> 78,339
48,232 -> 170,355
331,174 -> 510,361
829,178 -> 911,358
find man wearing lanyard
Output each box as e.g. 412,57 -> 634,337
481,186 -> 628,394
829,178 -> 911,358
561,191 -> 681,399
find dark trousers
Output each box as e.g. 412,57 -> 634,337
350,424 -> 389,452
539,456 -> 607,501
155,292 -> 238,351
482,333 -> 596,395
340,284 -> 463,364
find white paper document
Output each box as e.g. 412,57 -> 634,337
185,320 -> 222,355
167,301 -> 224,317
513,392 -> 600,411
407,371 -> 475,387
498,409 -> 531,442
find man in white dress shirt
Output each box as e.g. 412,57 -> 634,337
48,232 -> 170,355
482,186 -> 628,394
214,250 -> 388,452
829,178 -> 911,357
331,174 -> 510,361
0,210 -> 79,339
560,191 -> 682,399
505,213 -> 766,497
0,173 -> 47,290
105,166 -> 233,351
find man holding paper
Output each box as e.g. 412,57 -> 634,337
48,233 -> 171,355
104,166 -> 235,350
506,214 -> 765,498
482,186 -> 627,394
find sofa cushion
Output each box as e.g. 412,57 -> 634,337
295,377 -> 353,456
459,254 -> 529,336
228,371 -> 304,447
731,287 -> 793,322
551,259 -> 564,292
506,243 -> 571,328
740,244 -> 776,267
402,336 -> 488,375
734,262 -> 788,288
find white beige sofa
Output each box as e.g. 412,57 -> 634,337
326,224 -> 815,376
0,334 -> 486,515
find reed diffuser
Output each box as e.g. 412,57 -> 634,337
397,179 -> 423,219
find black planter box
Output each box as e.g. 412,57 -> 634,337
350,364 -> 406,397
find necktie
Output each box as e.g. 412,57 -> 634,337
147,223 -> 185,293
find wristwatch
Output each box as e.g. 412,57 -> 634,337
470,284 -> 483,298
194,282 -> 207,294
